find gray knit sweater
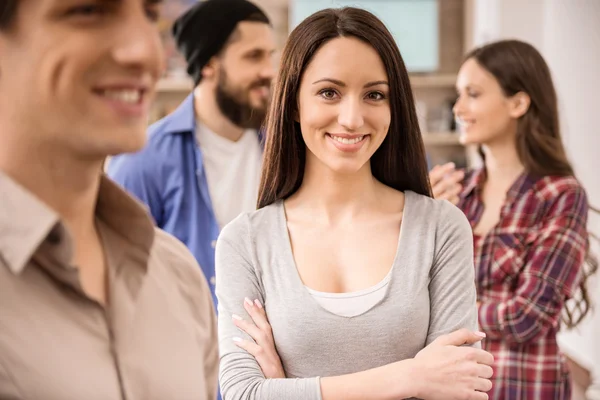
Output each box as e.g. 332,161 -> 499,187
215,191 -> 478,400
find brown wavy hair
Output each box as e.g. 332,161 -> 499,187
257,7 -> 431,208
467,39 -> 597,328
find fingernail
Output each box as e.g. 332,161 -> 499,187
232,314 -> 243,321
475,331 -> 486,338
244,297 -> 253,307
254,299 -> 263,308
233,337 -> 242,343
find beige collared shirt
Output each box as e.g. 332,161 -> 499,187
0,172 -> 218,400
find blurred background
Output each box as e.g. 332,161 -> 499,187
154,1 -> 600,398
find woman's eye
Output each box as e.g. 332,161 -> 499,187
319,89 -> 337,100
367,92 -> 385,100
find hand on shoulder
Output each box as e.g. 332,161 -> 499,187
429,162 -> 465,206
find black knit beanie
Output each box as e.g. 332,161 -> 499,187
172,0 -> 270,85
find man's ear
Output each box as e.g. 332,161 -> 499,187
509,91 -> 531,119
201,56 -> 219,80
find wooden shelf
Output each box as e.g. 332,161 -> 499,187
422,132 -> 462,146
156,73 -> 457,94
156,77 -> 193,93
410,74 -> 457,88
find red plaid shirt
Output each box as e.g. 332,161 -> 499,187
458,168 -> 589,400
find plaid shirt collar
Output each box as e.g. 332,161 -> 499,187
461,168 -> 539,204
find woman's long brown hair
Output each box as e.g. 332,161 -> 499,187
467,40 -> 597,328
256,7 -> 431,209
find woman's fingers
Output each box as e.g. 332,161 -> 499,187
243,297 -> 272,332
232,314 -> 264,342
431,173 -> 464,200
233,336 -> 263,357
232,300 -> 287,380
233,297 -> 275,346
478,364 -> 494,379
474,348 -> 495,366
430,163 -> 455,187
474,376 -> 493,393
471,391 -> 490,400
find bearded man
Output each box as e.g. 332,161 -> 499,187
108,0 -> 276,307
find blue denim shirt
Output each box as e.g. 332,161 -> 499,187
108,94 -> 222,306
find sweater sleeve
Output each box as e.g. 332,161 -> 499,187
215,215 -> 322,400
426,200 -> 480,346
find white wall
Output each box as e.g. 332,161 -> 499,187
469,0 -> 600,394
468,0 -> 545,50
543,2 -> 600,396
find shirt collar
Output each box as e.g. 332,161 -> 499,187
0,172 -> 60,274
160,92 -> 196,135
461,168 -> 486,199
460,167 -> 538,203
0,171 -> 155,275
506,171 -> 537,202
161,92 -> 267,143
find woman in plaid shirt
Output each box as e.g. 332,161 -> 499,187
431,39 -> 597,399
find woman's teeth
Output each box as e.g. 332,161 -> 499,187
331,135 -> 364,145
455,117 -> 474,128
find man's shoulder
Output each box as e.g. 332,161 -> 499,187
147,228 -> 216,337
146,93 -> 195,144
107,120 -> 193,180
149,228 -> 211,292
144,115 -> 192,154
147,113 -> 183,140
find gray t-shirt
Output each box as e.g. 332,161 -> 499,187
215,190 -> 478,400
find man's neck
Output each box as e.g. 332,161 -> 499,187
1,138 -> 108,303
0,139 -> 102,247
193,85 -> 245,142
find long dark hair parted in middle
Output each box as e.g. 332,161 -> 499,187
257,7 -> 431,208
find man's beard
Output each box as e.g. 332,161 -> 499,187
215,69 -> 270,130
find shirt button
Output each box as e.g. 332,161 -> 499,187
210,276 -> 216,286
211,240 -> 217,248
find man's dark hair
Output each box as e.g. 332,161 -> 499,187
172,0 -> 271,84
223,12 -> 270,48
0,0 -> 18,30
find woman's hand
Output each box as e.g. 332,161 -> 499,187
320,329 -> 494,400
429,162 -> 465,205
232,297 -> 286,379
411,329 -> 494,399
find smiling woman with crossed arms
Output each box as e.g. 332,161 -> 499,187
215,7 -> 494,400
